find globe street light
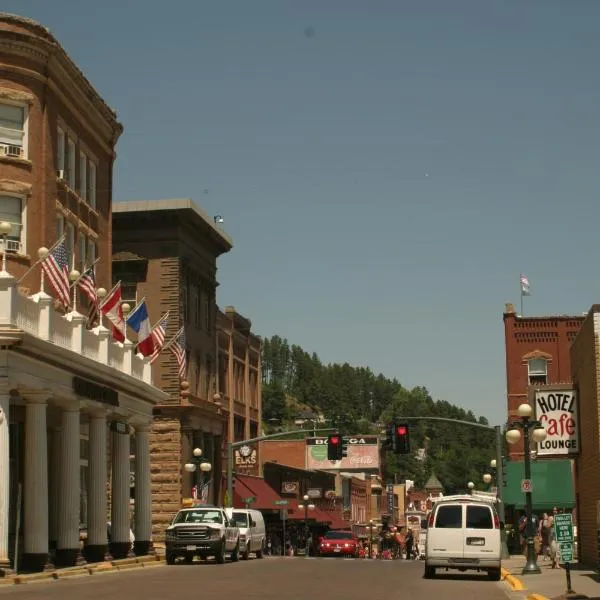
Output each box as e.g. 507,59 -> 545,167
467,481 -> 475,494
184,447 -> 212,503
483,473 -> 492,485
297,494 -> 315,557
506,403 -> 547,575
0,221 -> 12,273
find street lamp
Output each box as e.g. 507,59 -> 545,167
483,473 -> 492,485
297,494 -> 315,556
506,402 -> 547,575
367,519 -> 375,559
467,481 -> 475,494
0,221 -> 12,273
184,447 -> 212,502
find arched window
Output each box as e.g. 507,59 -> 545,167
528,358 -> 547,385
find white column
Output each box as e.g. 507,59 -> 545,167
56,406 -> 80,560
23,395 -> 49,564
110,424 -> 131,554
134,424 -> 152,552
87,412 -> 108,555
48,426 -> 61,548
0,389 -> 10,571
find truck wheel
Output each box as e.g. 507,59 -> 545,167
256,539 -> 264,559
215,540 -> 226,564
166,553 -> 176,565
424,565 -> 435,579
230,540 -> 240,562
488,568 -> 501,581
184,553 -> 194,564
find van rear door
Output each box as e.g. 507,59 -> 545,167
427,503 -> 464,560
463,504 -> 499,561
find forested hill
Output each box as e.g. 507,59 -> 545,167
261,335 -> 497,494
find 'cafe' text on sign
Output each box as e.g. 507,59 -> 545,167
534,390 -> 579,456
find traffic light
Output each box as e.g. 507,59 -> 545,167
327,433 -> 343,461
385,422 -> 394,449
342,436 -> 349,458
393,423 -> 410,454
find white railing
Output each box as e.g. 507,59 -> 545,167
0,275 -> 153,386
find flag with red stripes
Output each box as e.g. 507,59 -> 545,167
41,240 -> 70,310
168,326 -> 187,379
78,265 -> 100,329
148,312 -> 169,364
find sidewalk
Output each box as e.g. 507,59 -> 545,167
501,554 -> 600,600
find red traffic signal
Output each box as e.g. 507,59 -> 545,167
393,422 -> 410,454
330,436 -> 341,445
327,433 -> 344,460
396,425 -> 407,436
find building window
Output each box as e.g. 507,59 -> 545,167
57,127 -> 65,172
0,195 -> 24,253
56,213 -> 64,241
528,358 -> 547,385
78,232 -> 86,270
193,286 -> 200,327
121,283 -> 137,306
79,152 -> 87,201
87,238 -> 96,264
65,222 -> 75,267
203,293 -> 210,330
0,103 -> 26,159
88,161 -> 97,209
181,276 -> 189,323
67,138 -> 76,188
205,355 -> 212,399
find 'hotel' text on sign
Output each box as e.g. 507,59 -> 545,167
534,390 -> 579,456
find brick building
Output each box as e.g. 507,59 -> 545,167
503,302 -> 584,458
0,13 -> 121,294
569,305 -> 600,568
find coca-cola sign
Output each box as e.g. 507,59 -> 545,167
305,436 -> 379,471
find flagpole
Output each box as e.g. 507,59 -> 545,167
126,296 -> 147,321
98,280 -> 121,311
17,233 -> 67,285
520,289 -> 524,317
161,325 -> 184,354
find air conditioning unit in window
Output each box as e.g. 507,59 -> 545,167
57,169 -> 65,179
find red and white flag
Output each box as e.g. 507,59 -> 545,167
168,326 -> 187,379
99,282 -> 126,343
149,312 -> 169,364
41,240 -> 71,310
78,265 -> 100,329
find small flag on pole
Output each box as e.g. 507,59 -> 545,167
78,265 -> 100,329
520,273 -> 531,296
41,240 -> 70,310
168,326 -> 187,379
99,282 -> 126,343
126,299 -> 155,357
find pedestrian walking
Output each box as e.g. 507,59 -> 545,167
405,528 -> 414,560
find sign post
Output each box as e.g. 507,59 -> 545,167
553,513 -> 575,595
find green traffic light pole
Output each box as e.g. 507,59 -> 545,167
225,428 -> 335,509
394,417 -> 510,560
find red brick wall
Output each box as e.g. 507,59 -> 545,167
503,308 -> 584,458
570,311 -> 600,568
259,440 -> 306,471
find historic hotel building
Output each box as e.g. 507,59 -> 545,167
0,14 -> 167,574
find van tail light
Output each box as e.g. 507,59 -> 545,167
493,514 -> 500,529
428,512 -> 434,528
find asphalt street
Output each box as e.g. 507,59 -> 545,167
0,557 -> 512,599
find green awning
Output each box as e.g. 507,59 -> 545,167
503,459 -> 575,510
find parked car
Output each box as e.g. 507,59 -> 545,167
318,530 -> 358,557
424,494 -> 502,580
225,508 -> 266,560
165,505 -> 240,565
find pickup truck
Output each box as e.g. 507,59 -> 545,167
165,505 -> 240,564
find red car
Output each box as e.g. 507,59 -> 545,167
318,530 -> 358,557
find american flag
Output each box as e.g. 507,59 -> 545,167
168,326 -> 187,379
148,312 -> 169,364
520,273 -> 531,296
78,265 -> 99,329
41,241 -> 70,309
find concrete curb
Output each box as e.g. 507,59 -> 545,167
526,594 -> 551,600
501,567 -> 527,591
5,554 -> 164,585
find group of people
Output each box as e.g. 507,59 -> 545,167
518,506 -> 560,568
360,525 -> 419,560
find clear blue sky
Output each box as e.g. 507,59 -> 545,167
6,1 -> 600,424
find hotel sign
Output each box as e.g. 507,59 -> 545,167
73,376 -> 118,406
534,390 -> 579,456
306,436 -> 380,471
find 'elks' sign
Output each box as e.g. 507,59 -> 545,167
534,390 -> 579,457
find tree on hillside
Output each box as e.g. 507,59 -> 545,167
260,335 -> 496,493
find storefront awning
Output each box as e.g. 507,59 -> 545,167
233,474 -> 285,510
286,504 -> 335,525
503,459 -> 575,510
325,512 -> 351,530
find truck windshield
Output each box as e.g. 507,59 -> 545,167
231,512 -> 249,527
173,510 -> 223,524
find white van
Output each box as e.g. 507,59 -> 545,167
424,494 -> 502,580
225,508 -> 266,560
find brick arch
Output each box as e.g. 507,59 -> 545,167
521,350 -> 552,364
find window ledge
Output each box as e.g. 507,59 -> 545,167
56,176 -> 98,214
0,155 -> 32,169
1,251 -> 32,265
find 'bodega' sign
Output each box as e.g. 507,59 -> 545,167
534,390 -> 579,456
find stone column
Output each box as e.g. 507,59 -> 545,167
48,426 -> 61,551
0,388 -> 11,575
110,423 -> 131,559
23,395 -> 50,572
55,406 -> 81,567
86,411 -> 108,563
133,423 -> 152,556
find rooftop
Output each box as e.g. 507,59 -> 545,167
113,198 -> 233,250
